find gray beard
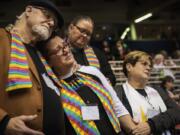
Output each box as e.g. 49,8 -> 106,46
32,25 -> 50,41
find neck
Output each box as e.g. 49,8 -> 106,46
12,19 -> 37,45
55,67 -> 73,79
127,77 -> 147,89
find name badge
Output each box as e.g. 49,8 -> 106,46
81,105 -> 100,121
42,73 -> 60,96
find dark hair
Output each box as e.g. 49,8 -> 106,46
70,15 -> 94,27
161,76 -> 174,87
37,32 -> 59,59
123,50 -> 153,77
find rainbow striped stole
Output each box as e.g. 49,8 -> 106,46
37,52 -> 60,87
78,73 -> 120,133
6,32 -> 32,91
84,46 -> 100,69
61,73 -> 120,134
61,80 -> 100,135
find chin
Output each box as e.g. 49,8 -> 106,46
32,25 -> 50,41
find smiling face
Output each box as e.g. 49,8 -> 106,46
25,6 -> 57,41
68,19 -> 93,48
45,36 -> 75,73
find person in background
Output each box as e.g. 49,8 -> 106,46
114,40 -> 127,60
38,35 -> 154,135
0,0 -> 66,135
66,15 -> 116,86
153,53 -> 175,79
102,40 -> 115,60
115,51 -> 180,135
161,76 -> 180,103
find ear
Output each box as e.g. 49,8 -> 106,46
69,24 -> 74,31
25,6 -> 33,17
126,63 -> 133,73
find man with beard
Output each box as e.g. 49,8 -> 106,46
0,0 -> 65,135
66,16 -> 116,86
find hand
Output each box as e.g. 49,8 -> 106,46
131,122 -> 151,135
4,114 -> 44,135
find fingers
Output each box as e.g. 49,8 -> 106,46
19,114 -> 38,122
19,115 -> 44,135
5,115 -> 44,135
22,126 -> 44,135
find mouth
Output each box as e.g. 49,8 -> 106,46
144,71 -> 150,76
65,54 -> 73,61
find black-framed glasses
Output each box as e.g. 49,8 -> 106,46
48,40 -> 69,56
74,25 -> 92,37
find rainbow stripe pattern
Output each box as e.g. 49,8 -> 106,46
61,73 -> 120,134
38,52 -> 60,87
6,32 -> 32,91
84,47 -> 100,69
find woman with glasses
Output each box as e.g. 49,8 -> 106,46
66,15 -> 116,86
39,35 -> 146,135
115,51 -> 180,135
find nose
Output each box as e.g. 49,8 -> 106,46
47,19 -> 55,29
146,65 -> 152,71
81,32 -> 89,38
63,45 -> 70,55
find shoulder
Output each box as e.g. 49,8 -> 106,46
0,28 -> 11,49
79,65 -> 101,74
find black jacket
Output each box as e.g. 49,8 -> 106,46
115,85 -> 180,134
71,46 -> 116,86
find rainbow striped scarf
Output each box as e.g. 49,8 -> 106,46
84,46 -> 100,69
61,73 -> 120,134
6,32 -> 60,91
38,52 -> 60,87
6,32 -> 32,91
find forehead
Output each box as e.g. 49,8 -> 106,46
138,55 -> 151,61
47,37 -> 63,49
31,6 -> 58,25
76,19 -> 93,28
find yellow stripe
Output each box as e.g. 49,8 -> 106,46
63,102 -> 81,115
12,38 -> 23,45
11,54 -> 26,60
9,63 -> 28,68
8,74 -> 30,79
6,84 -> 32,92
11,45 -> 24,52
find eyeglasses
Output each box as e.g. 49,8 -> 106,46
48,41 -> 69,56
137,60 -> 153,68
74,25 -> 92,37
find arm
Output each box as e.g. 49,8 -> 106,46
118,114 -> 136,134
0,29 -> 11,134
79,66 -> 129,117
0,29 -> 44,135
147,87 -> 180,133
